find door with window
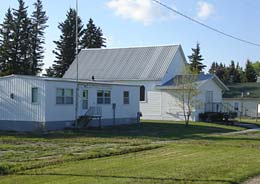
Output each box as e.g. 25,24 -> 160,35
81,89 -> 88,114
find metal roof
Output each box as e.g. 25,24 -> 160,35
0,75 -> 140,87
156,74 -> 228,90
223,82 -> 260,98
161,74 -> 214,86
63,45 -> 180,81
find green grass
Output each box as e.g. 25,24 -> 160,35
1,121 -> 260,184
235,117 -> 260,127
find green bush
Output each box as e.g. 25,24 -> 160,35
0,163 -> 11,175
199,111 -> 238,122
199,112 -> 224,122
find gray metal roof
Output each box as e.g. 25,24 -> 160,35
63,45 -> 180,81
0,75 -> 140,87
156,73 -> 228,90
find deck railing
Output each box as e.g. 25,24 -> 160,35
85,106 -> 102,117
204,102 -> 234,113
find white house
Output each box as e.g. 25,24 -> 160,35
64,45 -> 228,121
223,82 -> 260,118
0,75 -> 140,131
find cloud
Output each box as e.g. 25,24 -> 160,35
197,1 -> 215,20
106,0 -> 175,25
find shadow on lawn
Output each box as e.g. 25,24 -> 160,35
0,121 -> 247,141
17,173 -> 238,184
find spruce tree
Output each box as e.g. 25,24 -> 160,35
30,0 -> 48,75
245,59 -> 257,82
81,18 -> 106,48
47,8 -> 84,77
227,60 -> 241,83
12,0 -> 31,75
0,8 -> 14,75
188,42 -> 205,73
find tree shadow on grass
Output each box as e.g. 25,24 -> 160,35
0,121 -> 259,142
17,172 -> 238,184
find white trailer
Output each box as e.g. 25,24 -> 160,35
0,75 -> 140,131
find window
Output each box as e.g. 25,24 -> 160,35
97,90 -> 111,104
140,85 -> 145,101
32,87 -> 38,103
234,102 -> 239,111
205,91 -> 213,103
123,91 -> 129,104
82,90 -> 88,109
56,88 -> 73,104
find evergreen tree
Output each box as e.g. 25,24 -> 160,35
188,42 -> 205,73
209,61 -> 229,84
81,18 -> 106,48
227,60 -> 241,83
30,0 -> 48,75
252,61 -> 260,76
0,8 -> 14,76
47,8 -> 84,77
209,62 -> 217,74
245,59 -> 257,82
12,0 -> 31,75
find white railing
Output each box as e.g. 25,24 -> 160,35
85,106 -> 102,117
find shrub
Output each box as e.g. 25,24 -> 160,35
199,111 -> 238,122
0,163 -> 11,175
199,112 -> 224,122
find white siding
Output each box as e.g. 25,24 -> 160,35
0,77 -> 46,121
224,98 -> 260,118
45,81 -> 77,122
162,48 -> 187,83
45,81 -> 139,121
115,80 -> 162,118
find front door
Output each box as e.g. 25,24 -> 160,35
81,89 -> 88,114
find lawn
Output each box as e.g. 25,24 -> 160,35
236,117 -> 260,127
1,121 -> 260,184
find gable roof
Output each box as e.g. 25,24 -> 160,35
223,82 -> 260,98
156,74 -> 228,90
63,45 -> 180,81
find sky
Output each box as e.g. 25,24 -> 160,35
0,0 -> 260,73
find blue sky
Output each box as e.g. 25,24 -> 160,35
1,0 -> 260,73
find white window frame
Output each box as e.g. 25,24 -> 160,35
56,88 -> 74,105
32,87 -> 39,104
97,90 -> 111,105
123,91 -> 130,104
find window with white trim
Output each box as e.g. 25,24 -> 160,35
123,91 -> 129,104
32,87 -> 39,103
205,91 -> 213,103
82,90 -> 88,109
56,88 -> 73,104
97,90 -> 111,104
140,85 -> 145,101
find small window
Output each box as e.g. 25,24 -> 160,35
56,88 -> 73,104
32,87 -> 38,103
234,102 -> 239,111
205,91 -> 213,103
140,85 -> 145,101
123,91 -> 129,104
97,90 -> 111,104
82,90 -> 88,109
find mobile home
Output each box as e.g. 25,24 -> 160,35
0,75 -> 140,131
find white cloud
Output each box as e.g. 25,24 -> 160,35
106,0 -> 175,25
197,1 -> 215,20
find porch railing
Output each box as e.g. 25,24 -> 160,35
85,106 -> 102,117
204,102 -> 234,113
